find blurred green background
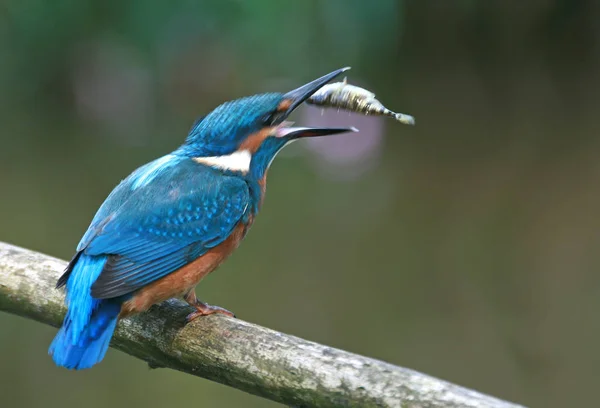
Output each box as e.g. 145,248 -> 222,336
2,1 -> 600,407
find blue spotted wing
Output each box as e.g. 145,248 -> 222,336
66,157 -> 251,299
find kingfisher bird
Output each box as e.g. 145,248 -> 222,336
49,67 -> 357,370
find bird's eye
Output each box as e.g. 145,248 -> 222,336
262,112 -> 278,126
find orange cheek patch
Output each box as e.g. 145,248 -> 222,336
277,99 -> 292,111
238,127 -> 274,153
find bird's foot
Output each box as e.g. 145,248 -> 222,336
185,300 -> 236,323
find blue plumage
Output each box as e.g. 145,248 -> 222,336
49,254 -> 122,369
51,159 -> 252,369
249,136 -> 289,180
50,67 -> 354,370
182,94 -> 283,156
87,160 -> 251,298
130,154 -> 180,190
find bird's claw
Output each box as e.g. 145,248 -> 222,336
185,302 -> 236,323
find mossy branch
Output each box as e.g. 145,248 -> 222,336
0,241 -> 525,408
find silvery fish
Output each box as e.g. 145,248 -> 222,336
307,78 -> 415,125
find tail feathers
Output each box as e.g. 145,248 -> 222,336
50,253 -> 122,370
63,254 -> 107,343
49,301 -> 120,370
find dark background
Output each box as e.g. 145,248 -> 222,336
2,1 -> 600,407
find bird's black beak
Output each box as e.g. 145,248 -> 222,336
275,67 -> 356,139
276,126 -> 358,139
281,67 -> 350,118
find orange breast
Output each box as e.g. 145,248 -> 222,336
120,221 -> 251,317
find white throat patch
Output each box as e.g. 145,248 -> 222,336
194,150 -> 252,173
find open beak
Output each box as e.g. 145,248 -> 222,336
277,67 -> 357,139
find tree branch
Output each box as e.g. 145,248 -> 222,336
0,241 -> 525,408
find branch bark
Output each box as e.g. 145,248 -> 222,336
0,241 -> 525,408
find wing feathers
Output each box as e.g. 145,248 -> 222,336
76,161 -> 250,299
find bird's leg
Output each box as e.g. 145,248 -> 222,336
183,289 -> 235,323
